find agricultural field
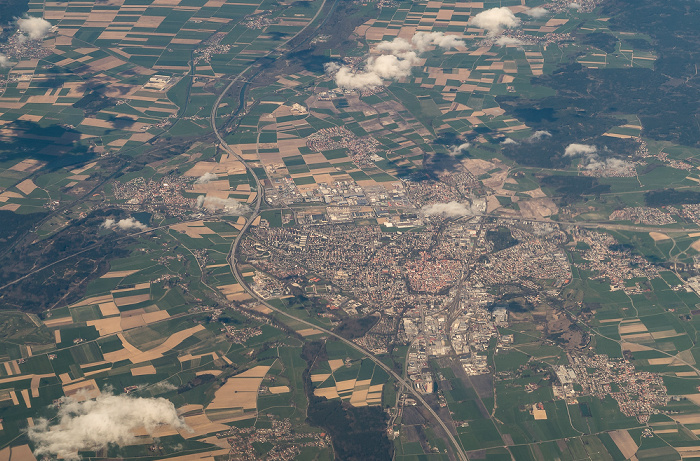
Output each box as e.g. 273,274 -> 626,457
2,0 -> 700,457
0,224 -> 334,459
311,347 -> 387,406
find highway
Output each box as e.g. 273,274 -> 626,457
208,7 -> 470,461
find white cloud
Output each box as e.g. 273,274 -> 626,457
17,16 -> 52,41
501,131 -> 551,145
102,217 -> 147,231
375,37 -> 413,54
0,54 -> 13,67
328,32 -> 465,90
580,157 -> 602,169
582,156 -> 634,171
448,142 -> 470,156
151,381 -> 178,392
528,130 -> 552,141
196,195 -> 250,215
327,50 -> 419,90
370,52 -> 420,79
569,2 -> 581,9
495,36 -> 526,47
421,201 -> 474,218
469,7 -> 521,35
603,158 -> 634,170
525,7 -> 549,18
28,392 -> 188,460
194,172 -> 218,184
117,217 -> 147,230
411,31 -> 465,52
564,143 -> 597,157
330,64 -> 383,90
563,143 -> 634,172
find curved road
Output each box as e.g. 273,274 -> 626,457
209,8 -> 470,461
